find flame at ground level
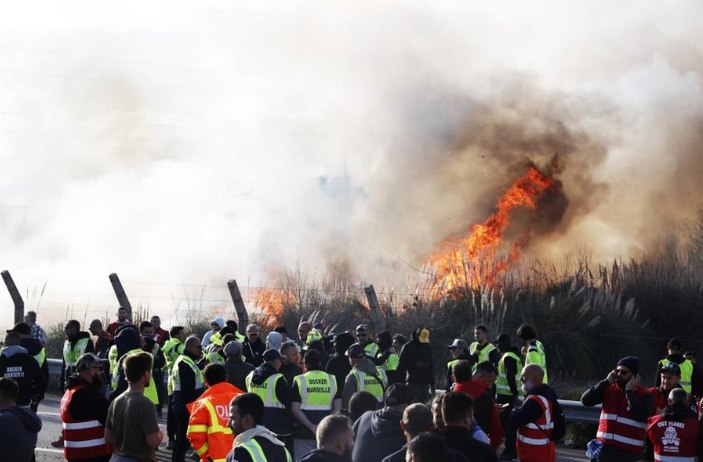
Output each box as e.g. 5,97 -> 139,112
428,166 -> 555,293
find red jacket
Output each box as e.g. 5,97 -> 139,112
647,413 -> 699,462
454,379 -> 504,450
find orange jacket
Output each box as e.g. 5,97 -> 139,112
187,381 -> 245,462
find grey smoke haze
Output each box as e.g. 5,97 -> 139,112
1,1 -> 702,319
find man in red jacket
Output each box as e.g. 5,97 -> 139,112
452,360 -> 503,451
645,388 -> 703,462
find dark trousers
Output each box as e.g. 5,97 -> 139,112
497,394 -> 517,455
407,383 -> 432,404
171,404 -> 190,462
599,445 -> 643,462
153,370 -> 165,410
167,395 -> 175,439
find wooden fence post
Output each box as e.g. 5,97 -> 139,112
108,273 -> 133,321
2,270 -> 24,324
227,279 -> 249,334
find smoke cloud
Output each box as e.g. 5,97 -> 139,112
1,1 -> 702,319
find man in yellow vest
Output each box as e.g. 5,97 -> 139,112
163,325 -> 186,449
517,323 -> 548,384
656,338 -> 694,394
355,324 -> 379,358
470,325 -> 499,371
52,319 -> 95,448
171,336 -> 206,462
342,344 -> 387,408
245,349 -> 293,456
445,338 -> 470,390
110,326 -> 160,407
226,393 -> 292,462
291,349 -> 342,457
495,333 -> 523,460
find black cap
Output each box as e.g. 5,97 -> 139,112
346,344 -> 366,359
263,349 -> 283,362
7,322 -> 31,335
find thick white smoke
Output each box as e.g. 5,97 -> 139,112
1,1 -> 702,325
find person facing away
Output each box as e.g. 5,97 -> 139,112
440,391 -> 497,462
381,403 -> 445,462
187,363 -> 245,462
9,321 -> 49,400
342,343 -> 388,409
60,352 -> 112,462
0,330 -> 46,408
226,392 -> 292,462
105,351 -> 163,462
299,414 -> 355,462
645,387 -> 703,462
223,340 -> 255,392
351,383 -> 412,462
291,349 -> 343,459
372,331 -> 401,386
396,328 -> 434,404
325,333 -> 355,395
581,355 -> 652,462
0,377 -> 42,462
406,432 -> 452,462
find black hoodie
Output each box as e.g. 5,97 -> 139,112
0,405 -> 42,462
352,407 -> 406,462
0,345 -> 46,405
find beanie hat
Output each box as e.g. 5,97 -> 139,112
617,356 -> 640,376
224,341 -> 243,358
266,331 -> 283,350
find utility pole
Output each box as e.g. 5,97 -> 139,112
2,270 -> 24,324
227,279 -> 249,334
108,273 -> 133,321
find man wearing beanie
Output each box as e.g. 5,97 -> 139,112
224,341 -> 254,393
581,356 -> 653,462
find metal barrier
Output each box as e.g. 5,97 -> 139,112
48,358 -> 602,423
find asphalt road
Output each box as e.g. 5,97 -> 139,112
34,396 -> 589,462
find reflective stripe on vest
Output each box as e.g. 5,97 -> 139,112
497,352 -> 522,395
172,354 -> 204,392
654,455 -> 696,462
187,398 -> 234,462
239,438 -> 292,462
525,340 -> 548,383
294,371 -> 336,411
517,395 -> 553,446
246,372 -> 285,409
60,385 -> 112,459
350,368 -> 387,403
597,410 -> 646,449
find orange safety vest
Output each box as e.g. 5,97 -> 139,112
596,384 -> 649,453
516,394 -> 556,462
60,384 -> 112,460
187,381 -> 245,462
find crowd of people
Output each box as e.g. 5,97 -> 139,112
1,308 -> 703,462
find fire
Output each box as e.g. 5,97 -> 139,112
428,166 -> 554,292
251,286 -> 296,327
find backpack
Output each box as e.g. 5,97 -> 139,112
548,398 -> 567,441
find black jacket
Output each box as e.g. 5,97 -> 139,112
300,449 -> 350,462
0,405 -> 42,462
243,337 -> 266,366
225,356 -> 255,392
0,345 -> 46,405
326,354 -> 352,394
352,407 -> 405,462
280,362 -> 303,386
440,426 -> 497,462
397,340 -> 434,388
64,376 -> 109,426
581,379 -> 653,422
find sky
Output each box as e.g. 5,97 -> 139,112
1,1 -> 702,328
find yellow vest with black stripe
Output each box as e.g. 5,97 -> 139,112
63,338 -> 90,376
245,371 -> 290,436
525,340 -> 548,383
114,348 -> 159,405
497,352 -> 523,396
349,367 -> 387,404
238,436 -> 292,462
293,370 -> 337,425
659,358 -> 694,394
171,354 -> 205,392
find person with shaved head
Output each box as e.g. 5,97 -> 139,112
507,364 -> 559,462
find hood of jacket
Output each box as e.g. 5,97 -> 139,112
665,353 -> 686,364
1,406 -> 42,433
370,407 -> 404,439
114,327 -> 140,355
453,379 -> 489,398
20,338 -> 43,356
1,344 -> 28,358
353,358 -> 379,376
251,363 -> 280,385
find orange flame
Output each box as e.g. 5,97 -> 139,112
428,166 -> 553,292
252,287 -> 296,328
